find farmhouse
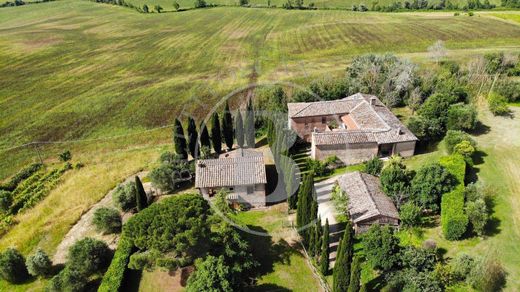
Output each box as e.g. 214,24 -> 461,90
287,93 -> 418,165
337,171 -> 399,233
195,148 -> 267,207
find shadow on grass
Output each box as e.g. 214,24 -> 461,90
469,121 -> 491,136
414,141 -> 440,155
365,274 -> 386,291
251,283 -> 292,291
120,269 -> 142,292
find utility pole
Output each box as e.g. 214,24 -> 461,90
33,143 -> 43,164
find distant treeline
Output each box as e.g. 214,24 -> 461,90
281,0 -> 496,10
0,0 -> 54,8
502,0 -> 520,7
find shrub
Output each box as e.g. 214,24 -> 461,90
0,190 -> 12,213
453,141 -> 475,162
399,202 -> 422,227
98,237 -> 134,292
364,156 -> 383,176
47,267 -> 87,292
0,248 -> 29,283
488,92 -> 510,116
467,257 -> 506,291
194,0 -> 206,7
93,207 -> 122,234
186,255 -> 233,292
495,79 -> 520,102
68,237 -> 111,276
444,130 -> 476,154
58,150 -> 72,162
25,248 -> 52,277
447,103 -> 477,131
2,163 -> 43,191
362,225 -> 400,272
450,253 -> 475,281
305,158 -> 327,176
439,154 -> 468,240
112,182 -> 137,212
465,199 -> 487,236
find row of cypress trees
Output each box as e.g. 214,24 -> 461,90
172,100 -> 256,159
332,220 -> 363,292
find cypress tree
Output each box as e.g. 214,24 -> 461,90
320,219 -> 330,275
235,110 -> 244,148
222,102 -> 234,151
315,216 -> 322,258
244,99 -> 255,148
296,174 -> 309,230
347,256 -> 362,292
173,118 -> 188,159
333,221 -> 354,292
135,176 -> 148,211
211,112 -> 222,154
187,117 -> 199,158
200,122 -> 211,150
309,225 -> 316,256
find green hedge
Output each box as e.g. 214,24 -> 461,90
440,154 -> 468,240
97,236 -> 133,292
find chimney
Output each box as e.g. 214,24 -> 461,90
370,97 -> 377,106
396,127 -> 404,135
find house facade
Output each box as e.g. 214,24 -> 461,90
336,171 -> 399,233
288,93 -> 418,165
195,148 -> 267,208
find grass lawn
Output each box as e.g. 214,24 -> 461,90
232,204 -> 323,291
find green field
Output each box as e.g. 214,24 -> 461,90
2,2 -> 520,179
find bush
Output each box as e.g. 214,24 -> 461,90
2,163 -> 43,191
0,248 -> 29,283
305,158 -> 328,176
112,182 -> 137,212
447,103 -> 478,131
58,150 -> 72,162
444,130 -> 476,154
467,257 -> 506,291
465,199 -> 487,236
450,253 -> 475,281
93,207 -> 122,234
68,237 -> 111,276
453,141 -> 475,161
495,79 -> 520,102
411,163 -> 456,212
439,154 -> 468,240
488,92 -> 511,116
25,248 -> 52,277
364,156 -> 383,176
0,190 -> 12,213
98,237 -> 134,292
399,202 -> 422,227
47,267 -> 87,292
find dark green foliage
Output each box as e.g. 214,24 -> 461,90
1,163 -> 42,191
309,225 -> 316,257
154,4 -> 162,12
411,163 -> 456,212
314,217 -> 322,258
149,151 -> 194,192
439,154 -> 468,240
244,99 -> 255,148
173,118 -> 188,159
235,111 -> 244,148
399,202 -> 422,227
112,181 -> 137,212
93,207 -> 122,234
444,130 -> 477,154
347,256 -> 361,292
211,112 -> 222,154
417,93 -> 457,137
186,255 -> 233,292
450,253 -> 475,281
495,79 -> 520,102
387,268 -> 442,292
364,156 -> 383,176
98,237 -> 134,292
142,3 -> 148,12
465,199 -> 487,236
67,237 -> 111,276
58,150 -> 72,162
135,176 -> 148,211
124,194 -> 210,268
194,0 -> 206,7
187,117 -> 199,158
380,159 -> 413,208
333,221 -> 354,292
400,246 -> 437,272
0,248 -> 29,283
362,225 -> 400,272
173,1 -> 179,10
0,190 -> 12,213
447,103 -> 478,131
47,267 -> 87,292
305,158 -> 328,177
320,219 -> 330,275
25,248 -> 52,277
296,173 -> 315,242
222,102 -> 234,151
200,122 -> 211,150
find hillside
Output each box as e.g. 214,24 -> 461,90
2,2 -> 520,178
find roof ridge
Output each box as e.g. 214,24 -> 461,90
350,100 -> 391,131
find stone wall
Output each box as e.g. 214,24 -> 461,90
199,184 -> 266,207
313,142 -> 378,165
394,141 -> 416,157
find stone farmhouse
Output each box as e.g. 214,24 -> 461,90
195,148 -> 267,208
337,171 -> 399,233
288,93 -> 418,165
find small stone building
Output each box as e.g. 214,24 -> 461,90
337,171 -> 399,233
195,148 -> 267,208
287,93 -> 418,165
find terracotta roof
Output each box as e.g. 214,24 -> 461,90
288,93 -> 418,145
195,149 -> 267,188
337,172 -> 399,223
